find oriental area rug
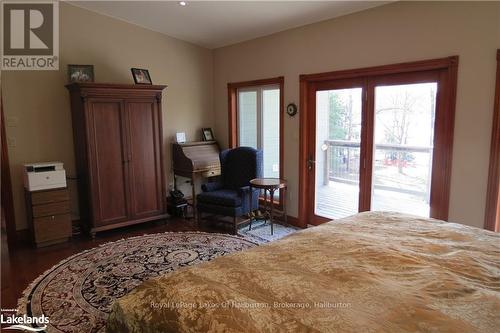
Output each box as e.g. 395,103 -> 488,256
17,232 -> 259,333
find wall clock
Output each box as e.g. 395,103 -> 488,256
286,103 -> 298,116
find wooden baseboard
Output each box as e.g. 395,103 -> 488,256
90,214 -> 169,234
15,229 -> 30,244
35,237 -> 70,248
288,215 -> 304,228
16,216 -> 305,244
274,215 -> 303,228
15,219 -> 81,245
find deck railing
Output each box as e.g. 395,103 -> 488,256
323,140 -> 432,200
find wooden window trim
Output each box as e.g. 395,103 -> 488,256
299,56 -> 458,227
484,50 -> 500,232
228,76 -> 285,208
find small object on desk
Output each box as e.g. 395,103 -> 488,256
201,128 -> 214,141
249,178 -> 287,235
25,187 -> 72,247
175,132 -> 186,143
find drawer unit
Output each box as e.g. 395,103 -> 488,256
25,187 -> 72,247
34,214 -> 72,242
31,189 -> 70,205
32,201 -> 70,218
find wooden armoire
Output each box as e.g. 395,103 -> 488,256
66,83 -> 167,236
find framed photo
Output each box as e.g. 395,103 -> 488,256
175,132 -> 186,143
131,68 -> 152,85
68,65 -> 94,83
202,128 -> 214,141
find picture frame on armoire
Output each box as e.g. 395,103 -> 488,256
68,65 -> 94,83
131,68 -> 152,85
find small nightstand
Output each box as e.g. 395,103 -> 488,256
25,187 -> 72,247
249,178 -> 288,235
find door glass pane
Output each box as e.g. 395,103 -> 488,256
262,88 -> 280,179
315,88 -> 362,219
238,90 -> 257,148
372,82 -> 437,217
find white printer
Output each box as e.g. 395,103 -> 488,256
23,162 -> 67,191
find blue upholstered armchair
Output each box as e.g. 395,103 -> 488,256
197,147 -> 263,234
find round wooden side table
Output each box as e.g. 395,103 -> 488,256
249,178 -> 287,235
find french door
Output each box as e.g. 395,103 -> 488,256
299,58 -> 458,225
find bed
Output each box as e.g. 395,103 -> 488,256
106,212 -> 500,332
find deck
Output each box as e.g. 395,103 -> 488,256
315,181 -> 429,220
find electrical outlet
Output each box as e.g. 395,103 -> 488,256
7,136 -> 16,148
6,116 -> 19,127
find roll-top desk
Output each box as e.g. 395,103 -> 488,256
172,141 -> 221,217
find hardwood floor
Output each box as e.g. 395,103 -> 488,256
1,217 -> 227,309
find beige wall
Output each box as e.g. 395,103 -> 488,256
3,1 -> 499,231
213,1 -> 500,228
2,3 -> 213,230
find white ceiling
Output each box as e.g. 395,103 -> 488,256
70,1 -> 390,49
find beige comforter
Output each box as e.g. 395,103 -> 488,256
107,212 -> 500,332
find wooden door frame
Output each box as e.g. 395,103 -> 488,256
299,56 -> 458,227
484,49 -> 500,232
1,91 -> 17,249
227,76 -> 285,208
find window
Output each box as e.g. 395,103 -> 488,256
228,77 -> 284,203
237,85 -> 280,178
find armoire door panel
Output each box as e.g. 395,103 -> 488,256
127,101 -> 162,217
88,100 -> 129,225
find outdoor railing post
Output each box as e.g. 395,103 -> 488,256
324,144 -> 330,185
